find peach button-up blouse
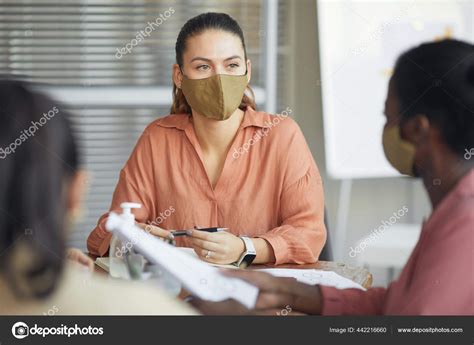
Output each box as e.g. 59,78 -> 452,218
87,107 -> 326,264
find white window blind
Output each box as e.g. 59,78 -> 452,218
0,0 -> 290,250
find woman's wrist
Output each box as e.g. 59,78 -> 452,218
230,236 -> 246,263
251,238 -> 276,264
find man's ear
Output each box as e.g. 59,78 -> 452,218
401,114 -> 430,145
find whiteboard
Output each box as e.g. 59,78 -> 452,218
317,0 -> 474,179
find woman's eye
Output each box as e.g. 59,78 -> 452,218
228,63 -> 240,69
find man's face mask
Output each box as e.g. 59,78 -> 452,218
180,70 -> 248,121
382,125 -> 417,177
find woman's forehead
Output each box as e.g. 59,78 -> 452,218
183,30 -> 244,62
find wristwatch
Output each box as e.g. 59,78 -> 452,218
234,236 -> 257,268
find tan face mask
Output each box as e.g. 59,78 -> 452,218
180,72 -> 248,121
382,125 -> 416,176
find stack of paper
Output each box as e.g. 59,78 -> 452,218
94,248 -> 238,273
256,268 -> 365,290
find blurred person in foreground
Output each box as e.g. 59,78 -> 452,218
0,79 -> 196,315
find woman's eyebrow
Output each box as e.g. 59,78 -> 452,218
224,55 -> 242,61
190,55 -> 242,63
190,57 -> 212,63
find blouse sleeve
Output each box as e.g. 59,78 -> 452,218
87,130 -> 156,256
258,119 -> 326,264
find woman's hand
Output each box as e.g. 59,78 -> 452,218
190,270 -> 322,315
136,222 -> 174,242
66,248 -> 94,272
187,230 -> 245,265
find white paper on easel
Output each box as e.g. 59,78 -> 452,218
106,212 -> 259,308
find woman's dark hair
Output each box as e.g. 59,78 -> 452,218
171,12 -> 257,114
392,39 -> 474,158
0,79 -> 78,299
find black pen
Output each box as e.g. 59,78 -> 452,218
171,227 -> 229,237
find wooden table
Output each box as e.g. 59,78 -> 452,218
90,254 -> 372,289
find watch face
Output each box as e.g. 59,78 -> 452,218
240,253 -> 257,268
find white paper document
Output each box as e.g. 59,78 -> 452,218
106,212 -> 259,308
256,268 -> 366,290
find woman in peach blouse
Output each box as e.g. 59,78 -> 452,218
87,12 -> 326,265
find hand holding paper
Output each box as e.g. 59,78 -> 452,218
106,211 -> 259,308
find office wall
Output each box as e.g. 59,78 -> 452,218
287,0 -> 432,286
